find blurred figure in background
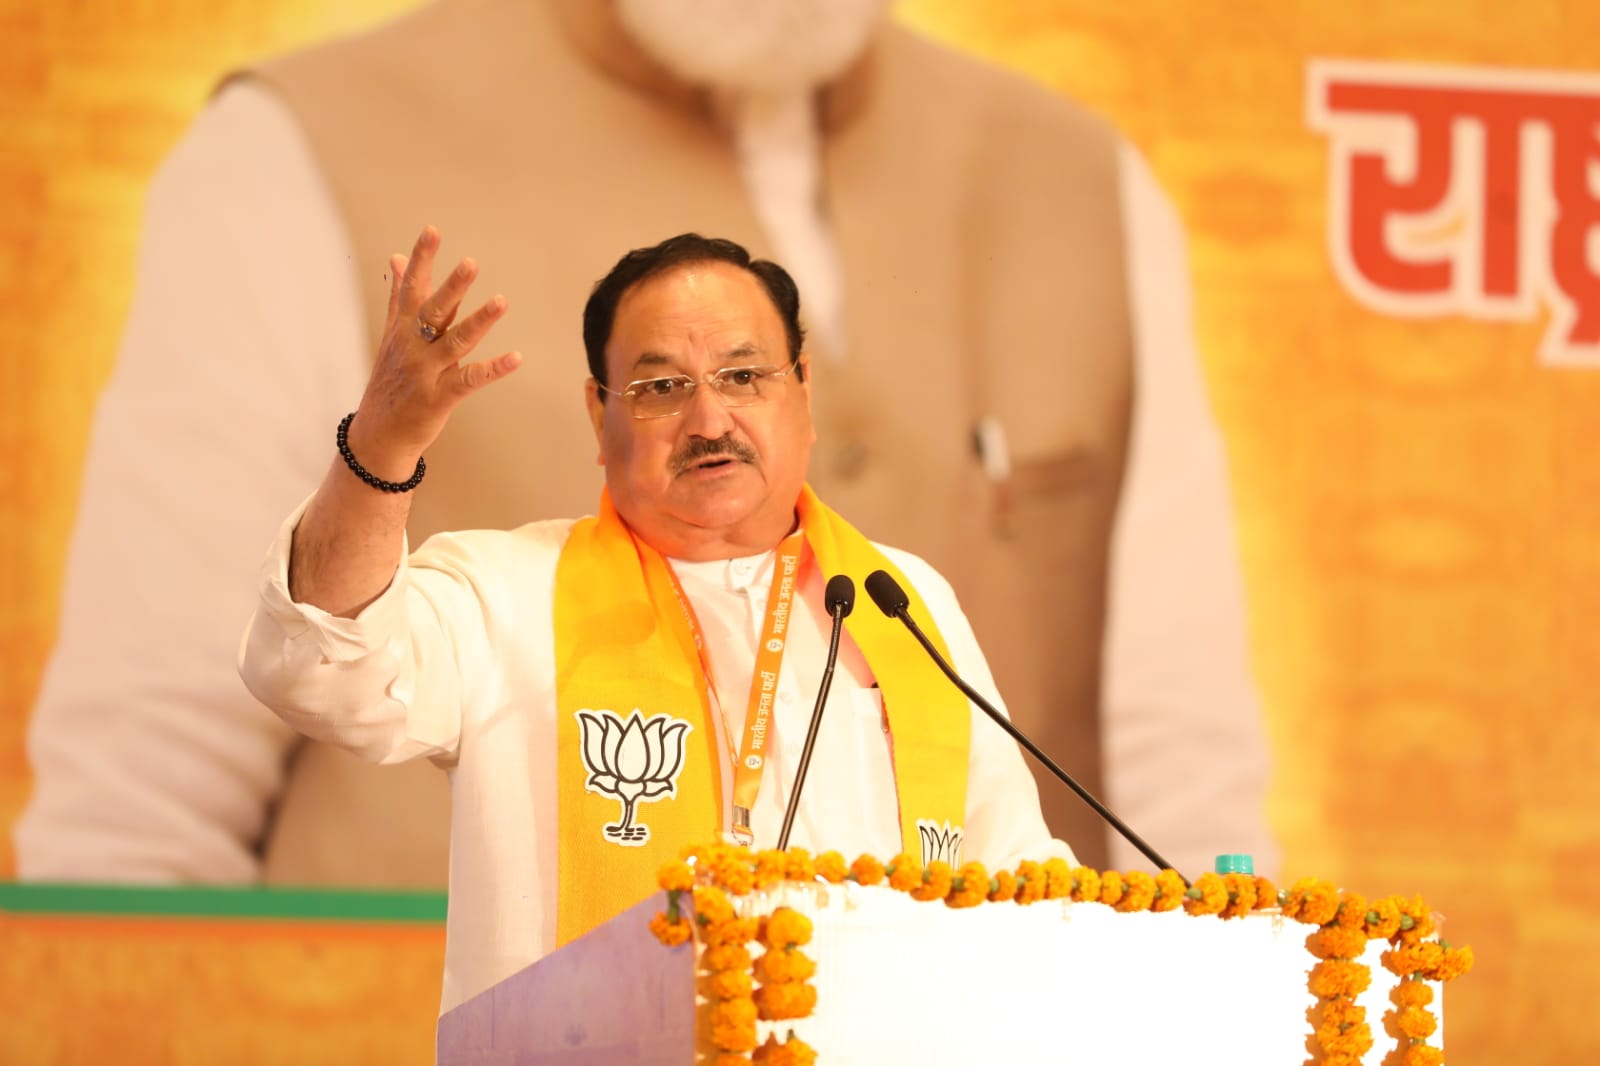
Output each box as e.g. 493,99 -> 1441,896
16,0 -> 1273,883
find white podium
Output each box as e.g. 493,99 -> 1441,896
437,883 -> 1439,1063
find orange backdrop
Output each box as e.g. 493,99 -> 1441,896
4,1 -> 1598,1063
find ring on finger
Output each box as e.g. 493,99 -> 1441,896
417,318 -> 443,343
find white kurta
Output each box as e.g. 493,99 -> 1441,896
237,499 -> 1070,1012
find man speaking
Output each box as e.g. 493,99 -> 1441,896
238,229 -> 1070,1011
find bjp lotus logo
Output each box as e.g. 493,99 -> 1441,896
917,819 -> 965,867
575,709 -> 693,847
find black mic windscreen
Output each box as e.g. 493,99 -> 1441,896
824,574 -> 856,617
864,569 -> 909,617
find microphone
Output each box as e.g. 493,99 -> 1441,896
863,569 -> 1184,879
776,574 -> 855,851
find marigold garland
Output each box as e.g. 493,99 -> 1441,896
648,844 -> 1473,1064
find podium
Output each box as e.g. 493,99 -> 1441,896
437,882 -> 1441,1063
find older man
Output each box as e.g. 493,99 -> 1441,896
239,229 -> 1068,1012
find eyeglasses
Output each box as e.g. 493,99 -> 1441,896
598,362 -> 801,420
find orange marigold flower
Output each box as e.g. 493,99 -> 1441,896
782,1037 -> 818,1066
659,861 -> 696,893
1307,997 -> 1365,1032
1069,866 -> 1100,903
1308,959 -> 1373,999
711,852 -> 756,896
706,917 -> 760,948
1098,870 -> 1126,907
754,981 -> 818,1020
912,860 -> 954,902
1184,872 -> 1228,917
988,869 -> 1018,903
1015,861 -> 1046,904
694,885 -> 737,927
1334,891 -> 1369,931
754,946 -> 817,984
1315,1018 -> 1373,1059
711,1021 -> 758,1054
1390,978 -> 1434,1007
752,1033 -> 818,1066
1041,858 -> 1074,900
1306,926 -> 1368,960
948,862 -> 990,908
1399,1044 -> 1444,1066
815,851 -> 848,883
1318,1043 -> 1369,1062
753,850 -> 788,891
1253,875 -> 1278,911
711,998 -> 759,1051
1367,897 -> 1403,940
1152,870 -> 1186,912
849,854 -> 885,886
1283,878 -> 1340,926
712,996 -> 758,1027
783,848 -> 817,883
708,969 -> 754,1000
715,1054 -> 751,1066
1382,941 -> 1442,979
1426,944 -> 1474,982
1384,1005 -> 1438,1041
1220,873 -> 1257,919
650,911 -> 692,948
760,907 -> 814,950
1393,895 -> 1435,943
887,853 -> 923,893
1116,870 -> 1157,912
703,944 -> 753,973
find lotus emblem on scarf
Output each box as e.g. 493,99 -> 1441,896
917,818 -> 965,867
575,709 -> 693,847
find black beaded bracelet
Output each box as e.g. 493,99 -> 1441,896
336,412 -> 426,493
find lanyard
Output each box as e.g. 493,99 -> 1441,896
662,530 -> 807,847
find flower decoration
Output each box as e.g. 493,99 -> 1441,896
646,843 -> 1472,1065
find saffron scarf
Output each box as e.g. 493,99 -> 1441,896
552,485 -> 970,944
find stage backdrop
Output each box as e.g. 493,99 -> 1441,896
4,1 -> 1597,1063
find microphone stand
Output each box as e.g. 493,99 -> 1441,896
865,570 -> 1186,883
776,576 -> 854,851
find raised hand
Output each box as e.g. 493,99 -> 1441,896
345,226 -> 523,477
288,227 -> 521,615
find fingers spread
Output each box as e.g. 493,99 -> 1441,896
419,257 -> 479,333
383,254 -> 408,331
399,226 -> 440,316
457,351 -> 523,395
442,293 -> 507,359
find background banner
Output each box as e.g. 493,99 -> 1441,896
4,2 -> 1597,1062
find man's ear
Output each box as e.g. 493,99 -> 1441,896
584,378 -> 607,466
799,353 -> 816,443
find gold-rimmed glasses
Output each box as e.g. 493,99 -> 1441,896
597,362 -> 801,419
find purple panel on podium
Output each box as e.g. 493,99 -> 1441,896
437,895 -> 695,1065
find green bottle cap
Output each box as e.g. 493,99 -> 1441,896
1215,853 -> 1254,875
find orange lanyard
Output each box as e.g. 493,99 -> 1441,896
662,531 -> 806,846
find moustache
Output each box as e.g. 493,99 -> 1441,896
672,435 -> 758,474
